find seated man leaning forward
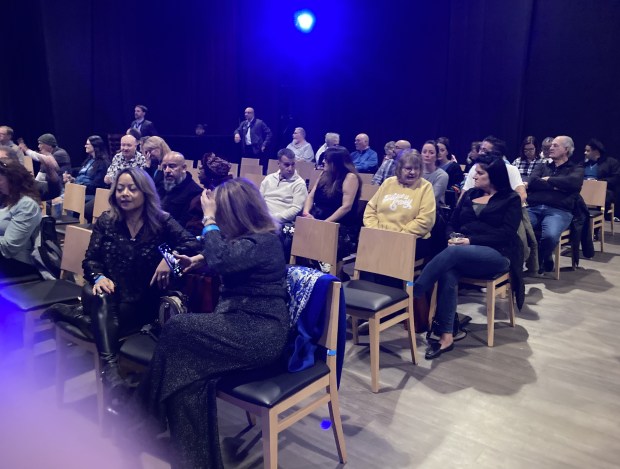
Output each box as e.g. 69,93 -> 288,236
260,148 -> 308,224
526,135 -> 584,274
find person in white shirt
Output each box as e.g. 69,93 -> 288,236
287,127 -> 314,162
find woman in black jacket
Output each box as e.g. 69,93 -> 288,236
413,156 -> 524,359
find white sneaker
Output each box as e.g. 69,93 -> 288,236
318,262 -> 332,273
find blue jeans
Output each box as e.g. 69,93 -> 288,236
527,205 -> 573,267
413,245 -> 509,334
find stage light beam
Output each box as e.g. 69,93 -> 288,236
295,10 -> 315,33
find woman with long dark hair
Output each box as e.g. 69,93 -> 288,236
303,145 -> 362,260
0,159 -> 42,278
413,156 -> 524,359
69,168 -> 199,394
436,137 -> 463,189
64,135 -> 111,198
131,178 -> 290,468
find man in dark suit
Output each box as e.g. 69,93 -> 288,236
130,104 -> 157,137
233,107 -> 272,166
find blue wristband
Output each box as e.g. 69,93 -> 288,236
94,275 -> 104,284
202,224 -> 220,235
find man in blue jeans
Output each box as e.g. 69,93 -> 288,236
526,136 -> 584,274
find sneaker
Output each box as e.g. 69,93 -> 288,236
614,217 -> 620,222
318,262 -> 332,273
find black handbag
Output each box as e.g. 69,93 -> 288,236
140,291 -> 189,340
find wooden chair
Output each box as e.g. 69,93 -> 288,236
218,273 -> 346,469
267,159 -> 279,175
92,188 -> 111,223
358,173 -> 374,185
360,183 -> 380,202
186,166 -> 201,185
344,227 -> 418,392
244,172 -> 265,188
553,228 -> 572,280
0,225 -> 92,373
289,216 -> 339,276
240,164 -> 264,178
581,179 -> 607,252
306,169 -> 322,190
23,154 -> 35,175
458,272 -> 516,347
241,157 -> 261,166
229,163 -> 239,178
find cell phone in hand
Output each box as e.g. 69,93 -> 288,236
158,243 -> 183,277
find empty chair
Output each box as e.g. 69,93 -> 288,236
581,179 -> 607,252
241,157 -> 261,166
289,216 -> 339,275
239,164 -> 264,178
344,227 -> 419,392
91,188 -> 111,224
55,182 -> 87,237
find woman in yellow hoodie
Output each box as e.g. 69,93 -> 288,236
363,150 -> 436,258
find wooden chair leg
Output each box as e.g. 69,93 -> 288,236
246,411 -> 256,427
486,283 -> 496,347
507,284 -> 516,327
369,316 -> 380,393
327,375 -> 347,463
406,306 -> 418,365
554,243 -> 561,280
261,409 -> 278,469
351,316 -> 360,345
600,221 -> 605,252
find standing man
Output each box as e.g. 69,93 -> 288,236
157,151 -> 202,227
0,126 -> 25,164
350,133 -> 378,173
234,107 -> 272,167
527,136 -> 584,274
104,134 -> 146,184
131,104 -> 157,137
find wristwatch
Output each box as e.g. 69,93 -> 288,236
202,215 -> 216,225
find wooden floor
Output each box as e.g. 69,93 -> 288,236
1,223 -> 619,468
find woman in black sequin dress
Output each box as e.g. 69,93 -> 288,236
136,178 -> 289,469
82,167 -> 200,395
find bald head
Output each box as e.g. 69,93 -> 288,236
354,133 -> 370,151
244,107 -> 255,121
120,134 -> 138,160
162,151 -> 187,190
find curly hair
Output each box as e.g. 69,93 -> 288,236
0,159 -> 41,207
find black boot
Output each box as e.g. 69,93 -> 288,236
42,303 -> 93,339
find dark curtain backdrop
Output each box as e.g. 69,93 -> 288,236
3,0 -> 619,165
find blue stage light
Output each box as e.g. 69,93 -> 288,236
320,419 -> 331,430
295,10 -> 315,33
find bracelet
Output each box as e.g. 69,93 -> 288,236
202,215 -> 216,225
201,224 -> 220,235
94,275 -> 105,284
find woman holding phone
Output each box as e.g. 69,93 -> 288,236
48,167 -> 199,396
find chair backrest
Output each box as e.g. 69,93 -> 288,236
267,159 -> 279,175
186,166 -> 201,184
92,188 -> 111,223
241,157 -> 260,166
354,227 -> 416,281
229,163 -> 239,177
320,280 -> 341,354
290,216 -> 338,267
358,173 -> 374,185
306,169 -> 322,190
60,225 -> 92,277
62,182 -> 86,223
360,183 -> 379,202
581,179 -> 607,208
23,154 -> 35,175
239,164 -> 263,178
243,172 -> 265,188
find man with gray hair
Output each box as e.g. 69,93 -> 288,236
371,139 -> 412,185
157,151 -> 202,227
0,126 -> 25,164
315,132 -> 340,167
526,135 -> 584,274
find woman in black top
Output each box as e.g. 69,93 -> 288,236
136,178 -> 289,468
413,156 -> 523,360
81,168 -> 200,393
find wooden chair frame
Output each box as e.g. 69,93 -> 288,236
346,227 -> 418,392
289,216 -> 339,275
241,157 -> 261,166
92,188 -> 111,223
217,281 -> 346,469
239,164 -> 264,178
244,173 -> 265,188
458,273 -> 516,346
61,182 -> 87,224
581,179 -> 607,252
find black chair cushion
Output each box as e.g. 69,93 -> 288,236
343,279 -> 409,312
588,209 -> 603,218
0,279 -> 82,310
218,362 -> 330,408
56,320 -> 94,342
0,273 -> 41,288
119,333 -> 157,366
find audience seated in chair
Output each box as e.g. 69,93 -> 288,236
526,136 -> 584,274
421,140 -> 449,206
583,138 -> 620,220
157,152 -> 202,228
413,157 -> 524,360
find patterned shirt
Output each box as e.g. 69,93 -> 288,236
105,151 -> 146,181
371,158 -> 396,185
512,156 -> 545,180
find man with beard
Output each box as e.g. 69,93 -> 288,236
157,151 -> 202,227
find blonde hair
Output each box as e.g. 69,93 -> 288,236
142,136 -> 171,156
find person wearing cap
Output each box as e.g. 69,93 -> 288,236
18,133 -> 71,182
